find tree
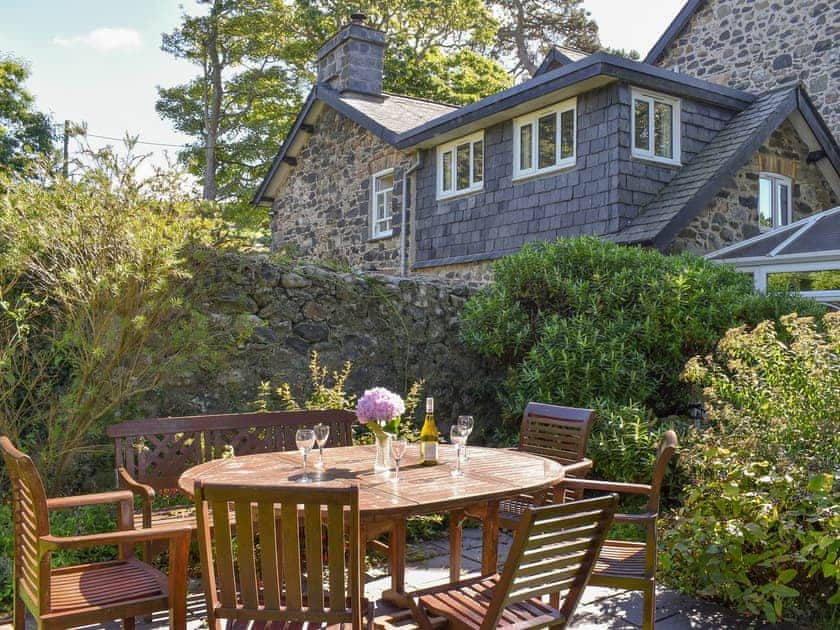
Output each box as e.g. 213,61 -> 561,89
157,0 -> 305,204
485,0 -> 600,78
0,54 -> 53,177
157,0 -> 512,208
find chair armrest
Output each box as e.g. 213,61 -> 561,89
561,478 -> 652,496
117,467 -> 156,501
46,490 -> 135,511
614,512 -> 657,525
563,458 -> 593,476
41,524 -> 193,551
117,467 -> 155,528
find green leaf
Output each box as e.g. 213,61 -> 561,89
776,568 -> 797,584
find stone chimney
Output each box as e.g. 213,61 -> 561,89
316,12 -> 385,96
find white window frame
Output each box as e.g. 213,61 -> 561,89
758,172 -> 793,231
370,168 -> 394,239
436,131 -> 484,200
512,97 -> 577,181
736,259 -> 840,306
631,88 -> 681,166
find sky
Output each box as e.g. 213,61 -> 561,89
1,0 -> 688,171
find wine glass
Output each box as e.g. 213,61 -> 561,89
390,438 -> 408,483
295,428 -> 316,483
314,423 -> 330,469
450,425 -> 468,478
457,415 -> 474,462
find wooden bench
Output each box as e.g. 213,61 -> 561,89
107,410 -> 356,554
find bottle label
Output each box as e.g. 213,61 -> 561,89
422,441 -> 438,461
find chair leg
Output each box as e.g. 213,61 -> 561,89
643,581 -> 656,630
122,618 -> 135,630
13,588 -> 25,630
449,509 -> 465,583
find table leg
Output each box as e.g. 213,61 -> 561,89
449,509 -> 465,583
481,500 -> 500,575
381,518 -> 409,608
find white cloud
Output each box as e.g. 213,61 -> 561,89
53,28 -> 142,52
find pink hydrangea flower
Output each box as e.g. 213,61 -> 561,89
356,387 -> 405,424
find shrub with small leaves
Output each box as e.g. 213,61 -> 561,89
662,313 -> 840,623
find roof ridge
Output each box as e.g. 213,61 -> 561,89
380,91 -> 459,109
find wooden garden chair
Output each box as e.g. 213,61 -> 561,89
0,436 -> 192,630
194,479 -> 375,630
558,429 -> 679,630
409,493 -> 618,629
451,403 -> 595,581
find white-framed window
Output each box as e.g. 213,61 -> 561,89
631,88 -> 681,165
758,172 -> 792,231
436,131 -> 484,200
370,168 -> 394,239
513,98 -> 576,180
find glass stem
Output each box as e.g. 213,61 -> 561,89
456,445 -> 462,475
319,446 -> 324,465
303,452 -> 307,478
395,460 -> 400,481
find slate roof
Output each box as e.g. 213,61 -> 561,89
335,92 -> 456,135
612,87 -> 799,247
534,46 -> 591,76
708,206 -> 840,260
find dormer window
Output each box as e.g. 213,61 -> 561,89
631,88 -> 681,166
513,98 -> 576,180
436,132 -> 484,200
758,173 -> 792,230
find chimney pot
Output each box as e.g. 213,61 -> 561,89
350,12 -> 366,25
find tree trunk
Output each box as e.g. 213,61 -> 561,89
513,1 -> 537,77
203,5 -> 223,201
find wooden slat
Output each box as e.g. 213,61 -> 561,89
212,501 -> 237,609
258,502 -> 281,610
303,503 -> 325,611
234,500 -> 259,608
280,502 -> 303,609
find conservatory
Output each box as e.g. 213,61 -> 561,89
707,206 -> 840,308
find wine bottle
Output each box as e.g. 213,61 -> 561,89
419,397 -> 439,465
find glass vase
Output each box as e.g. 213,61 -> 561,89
374,424 -> 394,473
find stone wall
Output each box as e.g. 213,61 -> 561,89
656,0 -> 839,137
271,107 -> 412,273
145,253 -> 503,436
671,119 -> 839,253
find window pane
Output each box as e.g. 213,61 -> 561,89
758,176 -> 773,229
767,270 -> 840,292
654,101 -> 674,158
375,172 -> 394,193
777,183 -> 789,226
519,124 -> 533,171
456,143 -> 470,190
560,109 -> 575,159
472,140 -> 483,183
442,151 -> 452,191
634,99 -> 650,151
538,113 -> 556,169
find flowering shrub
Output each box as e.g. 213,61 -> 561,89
662,313 -> 840,624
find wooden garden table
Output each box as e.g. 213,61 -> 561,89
179,444 -> 566,607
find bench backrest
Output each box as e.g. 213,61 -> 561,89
107,410 -> 356,491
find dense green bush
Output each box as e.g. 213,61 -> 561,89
662,313 -> 840,623
459,237 -> 824,481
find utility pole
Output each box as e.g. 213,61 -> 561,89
62,119 -> 70,178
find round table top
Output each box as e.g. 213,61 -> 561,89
178,444 -> 566,521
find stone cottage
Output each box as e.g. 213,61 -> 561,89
254,13 -> 840,281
